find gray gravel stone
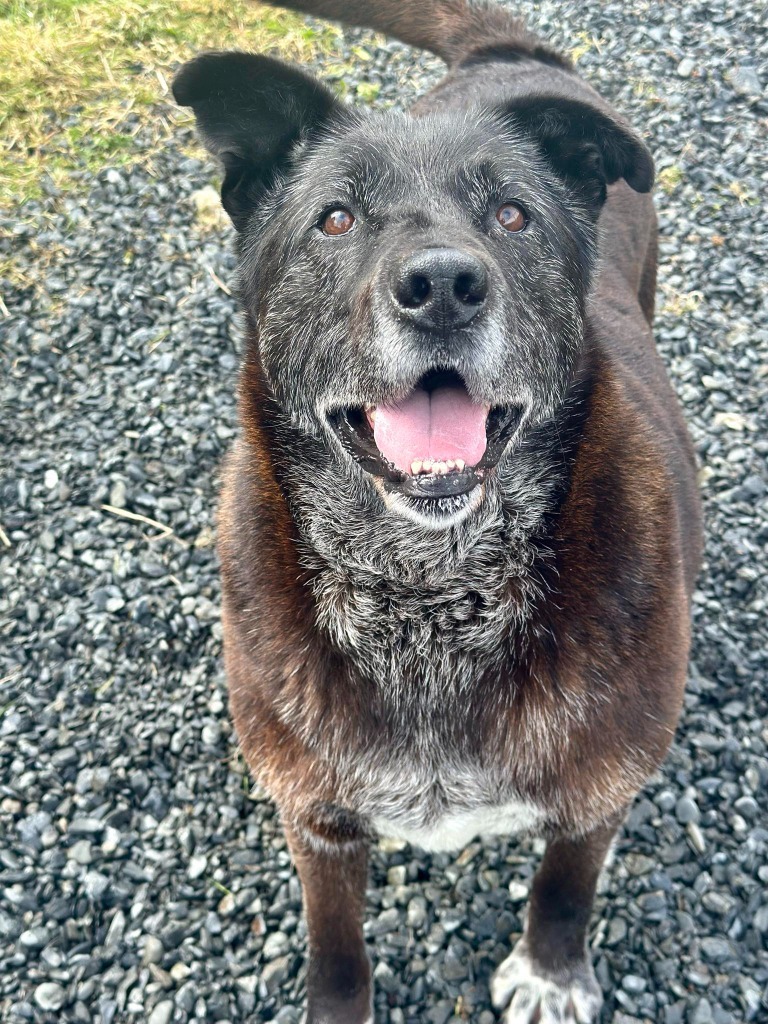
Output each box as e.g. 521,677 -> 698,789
622,975 -> 648,994
700,937 -> 735,963
83,870 -> 110,900
260,956 -> 291,995
33,983 -> 66,1011
148,1000 -> 174,1024
142,936 -> 165,966
675,796 -> 701,824
690,998 -> 714,1024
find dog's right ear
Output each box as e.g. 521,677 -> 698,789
173,52 -> 342,230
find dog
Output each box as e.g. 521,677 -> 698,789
172,1 -> 702,1020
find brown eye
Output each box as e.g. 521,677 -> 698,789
496,203 -> 527,232
321,208 -> 355,235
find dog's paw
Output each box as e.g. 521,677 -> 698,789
491,940 -> 603,1023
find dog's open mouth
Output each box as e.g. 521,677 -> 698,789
329,369 -> 524,500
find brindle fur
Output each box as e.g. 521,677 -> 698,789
175,2 -> 702,1021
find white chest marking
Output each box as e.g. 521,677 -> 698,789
373,797 -> 545,853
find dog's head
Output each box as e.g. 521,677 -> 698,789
174,53 -> 653,529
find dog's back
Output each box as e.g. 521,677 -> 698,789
276,0 -> 560,65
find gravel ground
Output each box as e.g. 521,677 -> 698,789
2,2 -> 767,1022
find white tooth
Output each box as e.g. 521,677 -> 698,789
446,460 -> 456,472
435,462 -> 447,476
411,459 -> 423,476
422,460 -> 433,473
455,459 -> 465,472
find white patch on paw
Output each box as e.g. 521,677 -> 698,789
491,940 -> 603,1023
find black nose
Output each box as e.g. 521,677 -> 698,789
391,248 -> 488,331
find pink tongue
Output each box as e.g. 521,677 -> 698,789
373,385 -> 489,472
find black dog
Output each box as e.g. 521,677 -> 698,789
173,1 -> 702,1020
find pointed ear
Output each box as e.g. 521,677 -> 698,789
173,52 -> 343,230
500,96 -> 654,213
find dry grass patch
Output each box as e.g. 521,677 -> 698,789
0,0 -> 340,211
660,284 -> 703,317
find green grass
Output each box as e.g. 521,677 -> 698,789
0,0 -> 340,211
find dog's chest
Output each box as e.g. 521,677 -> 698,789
336,733 -> 547,850
310,568 -> 547,846
372,790 -> 546,852
298,491 -> 553,846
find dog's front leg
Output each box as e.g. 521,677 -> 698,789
491,817 -> 620,1023
285,822 -> 372,1024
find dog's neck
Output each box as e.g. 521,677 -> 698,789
283,425 -> 570,694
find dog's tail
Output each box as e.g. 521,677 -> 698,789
271,0 -> 568,69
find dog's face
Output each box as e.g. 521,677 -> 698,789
175,53 -> 652,528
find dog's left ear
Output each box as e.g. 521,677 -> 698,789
173,51 -> 343,230
501,96 -> 654,213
